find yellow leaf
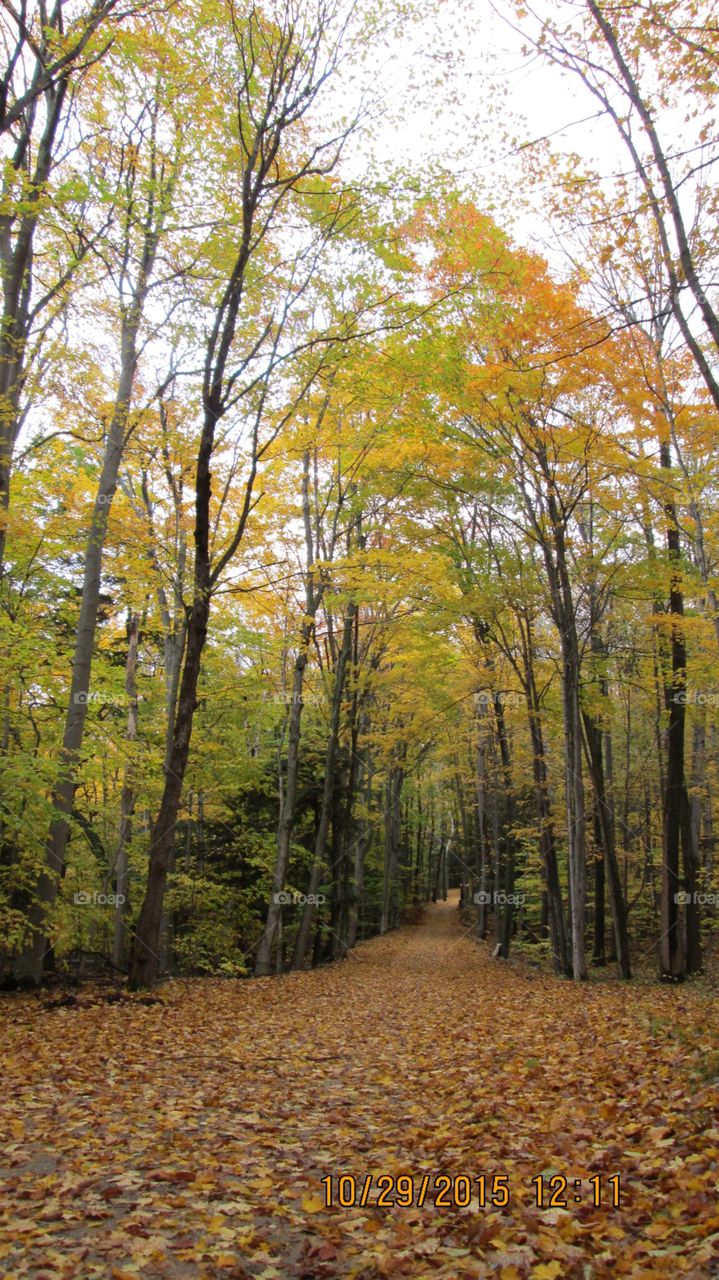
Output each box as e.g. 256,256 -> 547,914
301,1194 -> 325,1214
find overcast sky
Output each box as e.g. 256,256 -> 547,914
333,0 -> 628,264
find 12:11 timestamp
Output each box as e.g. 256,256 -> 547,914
319,1172 -> 622,1211
532,1174 -> 621,1208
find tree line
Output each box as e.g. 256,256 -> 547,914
0,0 -> 718,988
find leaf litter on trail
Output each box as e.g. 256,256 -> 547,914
1,897 -> 718,1278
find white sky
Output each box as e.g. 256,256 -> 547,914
334,0 -> 630,264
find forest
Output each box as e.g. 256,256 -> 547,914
1,1 -> 718,1277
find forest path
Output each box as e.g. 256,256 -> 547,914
1,897 -> 718,1278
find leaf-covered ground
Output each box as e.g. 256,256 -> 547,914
1,898 -> 718,1279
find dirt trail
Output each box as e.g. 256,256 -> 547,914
1,896 -> 718,1278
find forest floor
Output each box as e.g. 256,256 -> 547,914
1,897 -> 718,1280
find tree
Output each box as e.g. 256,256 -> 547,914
12,24 -> 193,982
128,0 -> 363,988
0,0 -> 164,568
0,0 -> 154,136
517,0 -> 719,411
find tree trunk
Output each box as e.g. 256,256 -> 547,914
582,705 -> 631,978
524,672 -> 569,976
347,747 -> 372,949
255,448 -> 329,974
291,603 -> 355,969
474,696 -> 490,937
659,441 -> 701,977
592,796 -> 606,966
331,671 -> 361,960
493,692 -> 516,959
563,664 -> 588,980
112,611 -> 141,969
129,580 -> 210,988
14,297 -> 150,983
540,497 -> 587,981
0,78 -> 67,570
381,762 -> 405,932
